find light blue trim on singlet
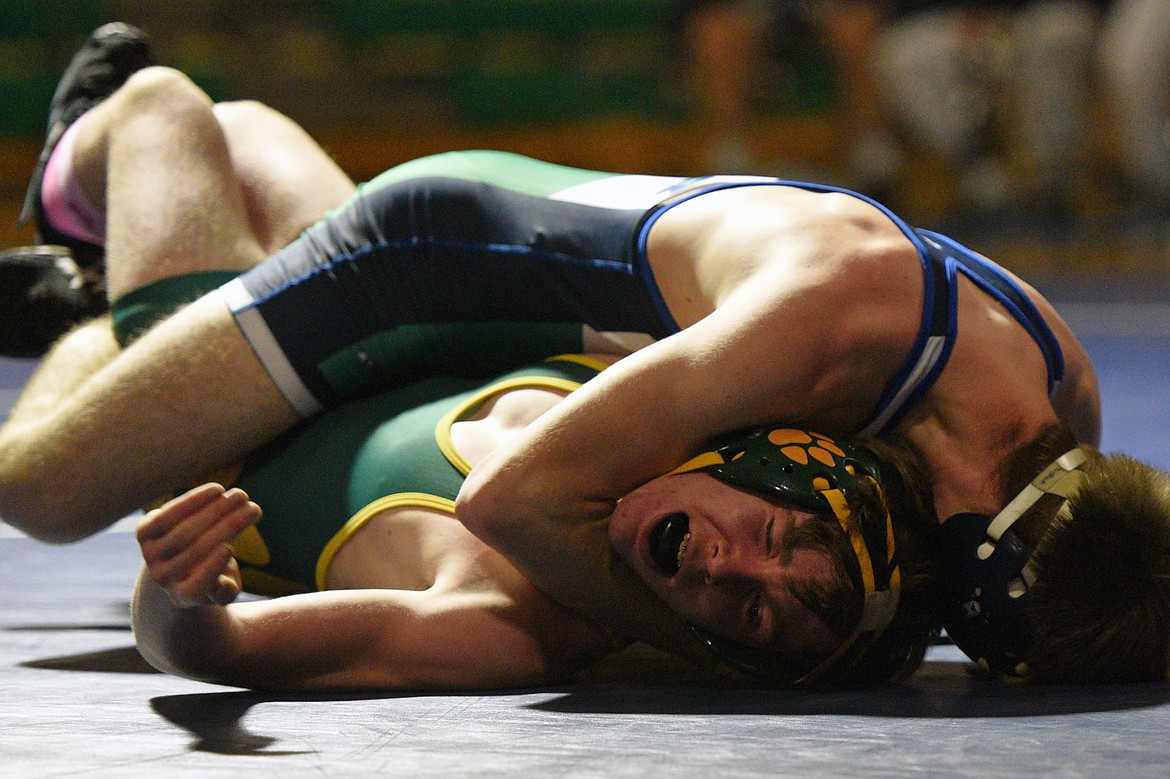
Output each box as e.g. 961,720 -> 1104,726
634,177 -> 1064,438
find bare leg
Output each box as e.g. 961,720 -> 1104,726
0,281 -> 298,542
212,100 -> 355,254
66,69 -> 354,296
0,68 -> 302,541
68,68 -> 267,299
4,318 -> 119,425
3,72 -> 354,473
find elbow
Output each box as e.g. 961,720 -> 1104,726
456,464 -> 532,545
455,467 -> 499,538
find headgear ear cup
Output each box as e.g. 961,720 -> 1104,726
940,513 -> 1034,675
939,449 -> 1087,675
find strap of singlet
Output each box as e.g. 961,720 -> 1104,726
917,229 -> 1064,397
634,177 -> 967,439
855,244 -> 957,439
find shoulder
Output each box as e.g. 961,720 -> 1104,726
980,269 -> 1102,446
721,185 -> 922,291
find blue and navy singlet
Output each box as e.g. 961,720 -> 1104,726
216,151 -> 1064,436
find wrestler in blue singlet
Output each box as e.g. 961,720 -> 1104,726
108,267 -> 607,597
214,151 -> 1064,435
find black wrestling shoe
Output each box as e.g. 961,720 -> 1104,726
18,22 -> 154,272
0,245 -> 107,359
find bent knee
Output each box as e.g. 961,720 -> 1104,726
0,492 -> 87,544
212,99 -> 279,130
111,66 -> 213,117
0,448 -> 117,544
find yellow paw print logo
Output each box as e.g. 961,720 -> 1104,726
767,429 -> 853,484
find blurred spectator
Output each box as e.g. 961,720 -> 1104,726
677,0 -> 904,195
818,1 -> 905,198
876,1 -> 1105,217
1097,0 -> 1170,211
677,0 -> 772,172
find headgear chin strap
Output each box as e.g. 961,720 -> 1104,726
940,448 -> 1087,676
669,428 -> 901,684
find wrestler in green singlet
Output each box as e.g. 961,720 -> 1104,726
110,269 -> 603,595
228,355 -> 603,595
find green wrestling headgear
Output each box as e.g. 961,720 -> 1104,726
669,428 -> 902,685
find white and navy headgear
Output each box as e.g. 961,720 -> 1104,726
940,448 -> 1088,676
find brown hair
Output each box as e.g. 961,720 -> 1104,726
1029,460 -> 1170,682
996,424 -> 1170,683
765,437 -> 944,686
823,437 -> 943,686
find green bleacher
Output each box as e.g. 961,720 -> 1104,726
324,0 -> 679,122
0,1 -> 837,135
0,0 -> 103,134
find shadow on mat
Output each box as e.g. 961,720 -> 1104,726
7,622 -> 129,632
532,660 -> 1170,718
149,690 -> 391,755
21,644 -> 158,674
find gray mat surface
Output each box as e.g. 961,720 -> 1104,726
2,277 -> 1169,778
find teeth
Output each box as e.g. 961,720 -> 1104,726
676,532 -> 690,569
649,513 -> 690,575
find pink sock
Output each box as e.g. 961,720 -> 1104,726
40,110 -> 106,245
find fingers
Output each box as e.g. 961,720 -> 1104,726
209,557 -> 243,606
166,542 -> 239,609
139,484 -> 259,556
137,484 -> 261,608
137,483 -> 233,546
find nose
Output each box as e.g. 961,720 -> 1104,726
704,543 -> 758,585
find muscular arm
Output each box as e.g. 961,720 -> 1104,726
132,573 -> 583,691
457,246 -> 915,655
131,484 -> 600,691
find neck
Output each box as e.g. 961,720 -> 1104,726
894,410 -> 1061,523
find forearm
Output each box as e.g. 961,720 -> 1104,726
131,484 -> 387,692
131,570 -> 325,691
454,346 -> 733,664
459,500 -> 713,666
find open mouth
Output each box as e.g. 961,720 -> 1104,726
648,513 -> 690,576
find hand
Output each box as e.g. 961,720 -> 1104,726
136,483 -> 261,609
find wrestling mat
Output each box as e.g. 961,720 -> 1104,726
2,273 -> 1168,778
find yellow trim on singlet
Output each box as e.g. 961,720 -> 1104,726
315,358 -> 600,591
315,492 -> 458,591
435,375 -> 584,476
542,353 -> 613,373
